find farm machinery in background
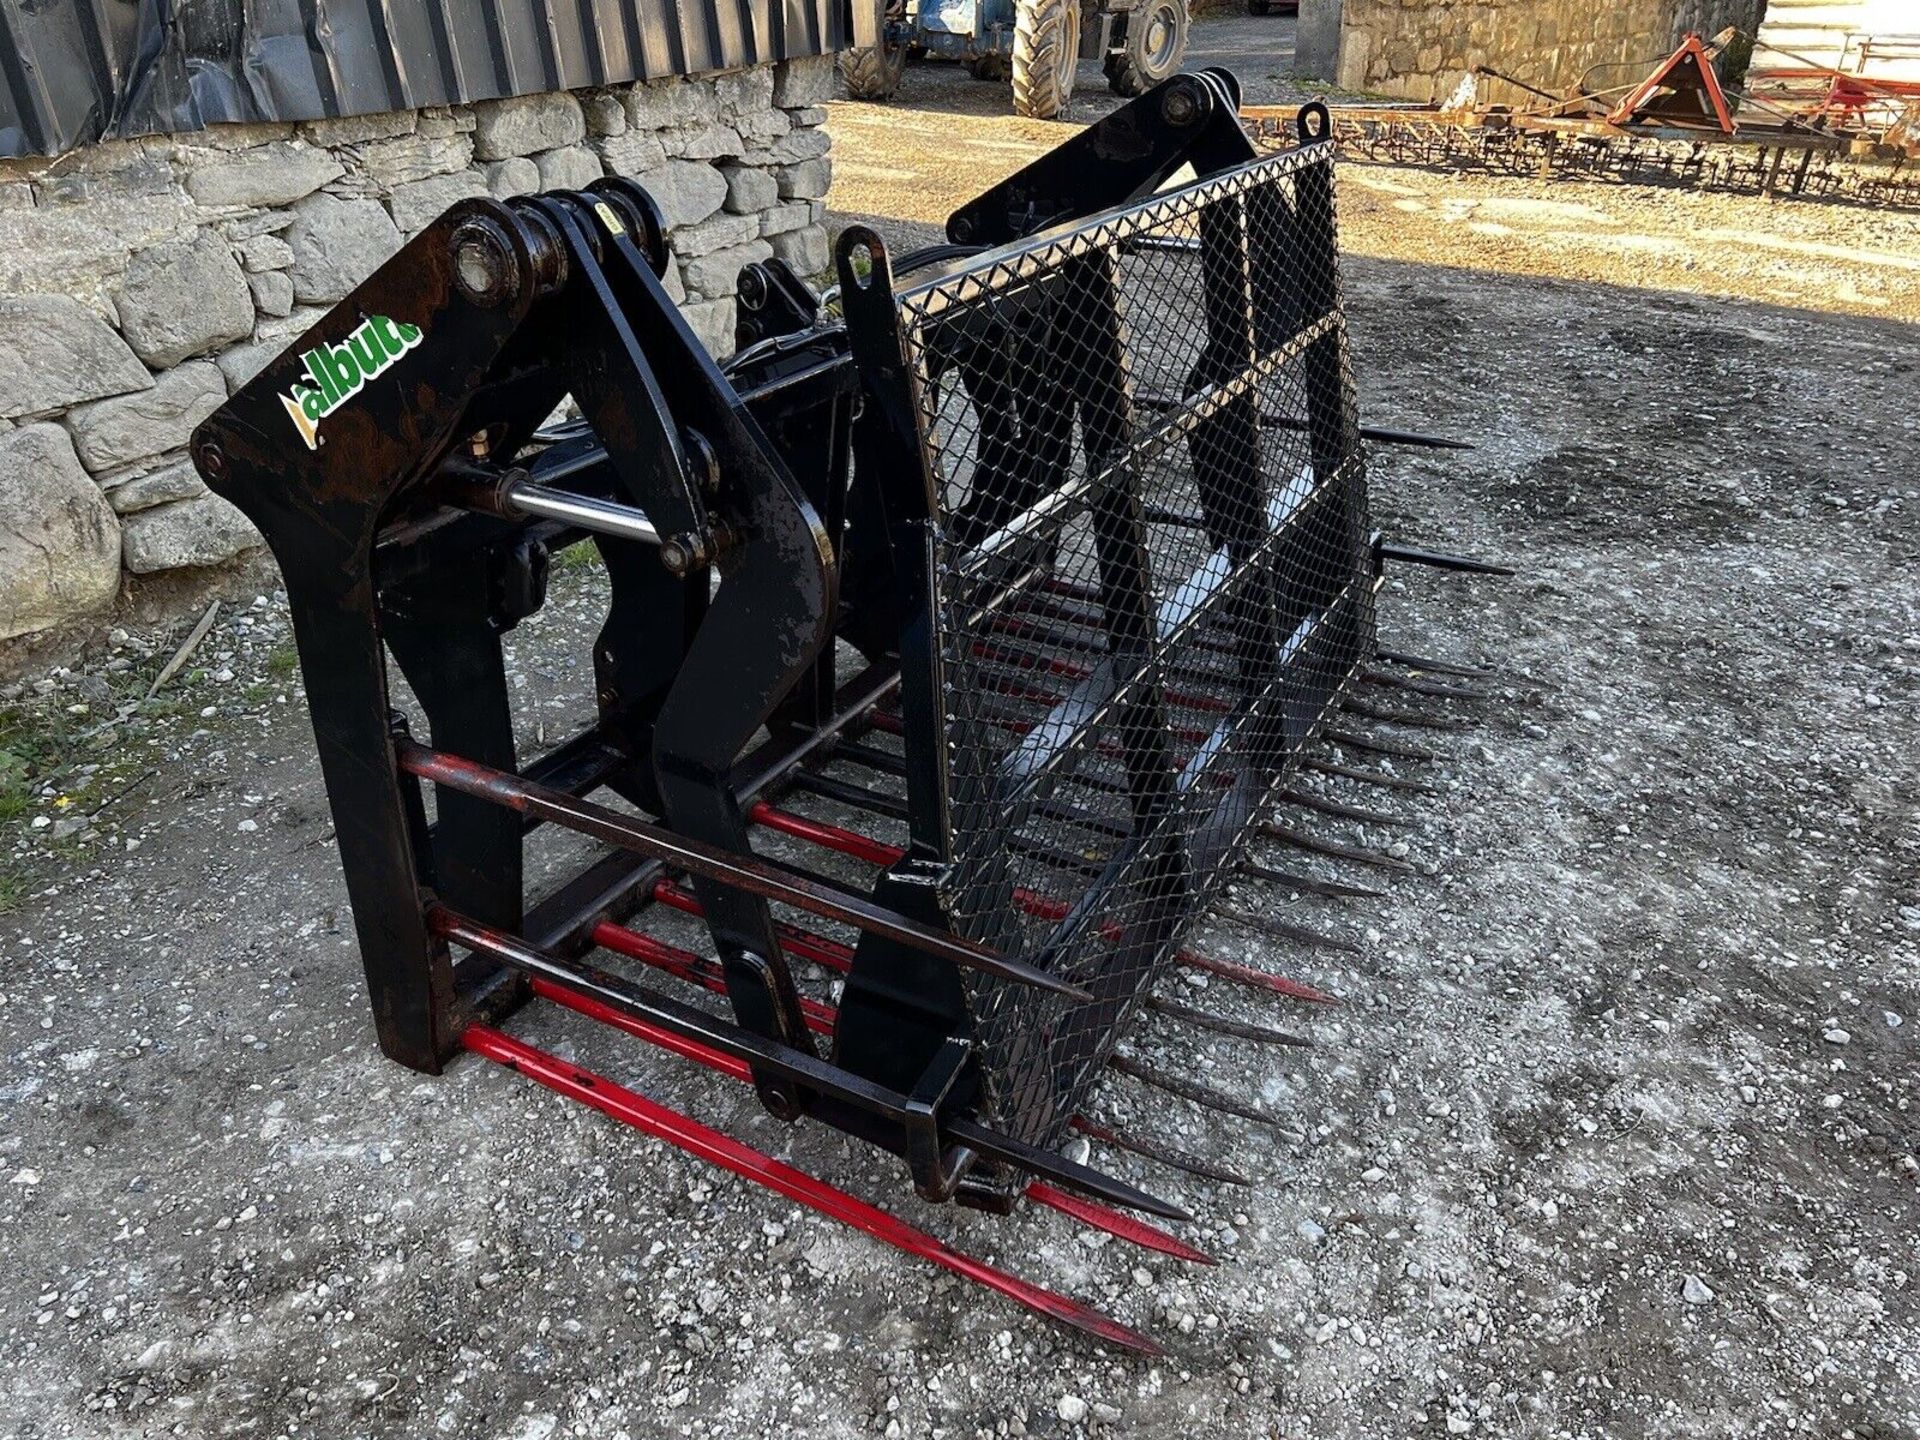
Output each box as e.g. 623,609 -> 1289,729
840,0 -> 1191,119
1245,26 -> 1920,209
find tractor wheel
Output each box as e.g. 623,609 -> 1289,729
1012,0 -> 1081,120
1249,0 -> 1271,13
840,40 -> 909,101
967,51 -> 1011,82
1104,0 -> 1189,96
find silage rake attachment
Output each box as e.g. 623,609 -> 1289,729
191,70 -> 1504,1354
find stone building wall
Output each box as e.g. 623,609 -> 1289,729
0,56 -> 835,647
1303,0 -> 1768,104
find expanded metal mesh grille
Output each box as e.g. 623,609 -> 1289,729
892,145 -> 1376,1146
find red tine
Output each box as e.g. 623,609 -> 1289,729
651,879 -> 856,975
750,801 -> 904,866
1172,950 -> 1337,1004
464,1023 -> 1162,1355
530,976 -> 753,1081
590,920 -> 838,1037
1025,1183 -> 1215,1266
744,804 -> 1334,1007
531,977 -> 1212,1266
974,638 -> 1235,718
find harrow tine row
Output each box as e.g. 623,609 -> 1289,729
466,1022 -> 1164,1353
1299,103 -> 1920,214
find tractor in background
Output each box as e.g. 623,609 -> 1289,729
841,0 -> 1191,120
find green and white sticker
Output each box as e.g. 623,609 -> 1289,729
279,315 -> 424,451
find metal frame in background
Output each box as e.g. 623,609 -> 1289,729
1251,28 -> 1920,210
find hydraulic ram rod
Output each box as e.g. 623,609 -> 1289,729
499,477 -> 662,547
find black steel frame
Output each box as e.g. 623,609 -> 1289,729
191,72 -> 1366,1214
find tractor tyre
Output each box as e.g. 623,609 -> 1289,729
1249,0 -> 1271,13
967,51 -> 1011,81
1012,0 -> 1081,120
840,39 -> 908,101
1104,0 -> 1189,96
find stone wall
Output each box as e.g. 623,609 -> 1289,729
0,57 -> 835,646
1302,0 -> 1768,104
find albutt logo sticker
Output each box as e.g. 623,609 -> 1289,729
279,315 -> 424,450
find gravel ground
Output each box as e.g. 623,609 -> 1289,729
1,18 -> 1916,1439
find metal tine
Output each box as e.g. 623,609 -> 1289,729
1256,819 -> 1415,873
541,971 -> 1213,1266
1322,728 -> 1442,763
1339,696 -> 1465,732
651,879 -> 856,976
1175,946 -> 1338,1004
1210,906 -> 1362,954
974,637 -> 1240,725
1146,993 -> 1311,1047
1070,1115 -> 1253,1188
438,908 -> 1189,1221
791,768 -> 910,821
593,918 -> 839,1036
1276,786 -> 1412,829
1024,1184 -> 1216,1266
971,622 -> 1276,753
1110,1053 -> 1295,1131
1301,757 -> 1441,796
398,742 -> 1086,999
1378,542 -> 1515,577
752,800 -> 1350,1025
752,798 -> 1106,888
466,1020 -> 1164,1355
1235,858 -> 1385,900
1374,647 -> 1495,681
832,739 -> 909,777
1361,668 -> 1489,702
